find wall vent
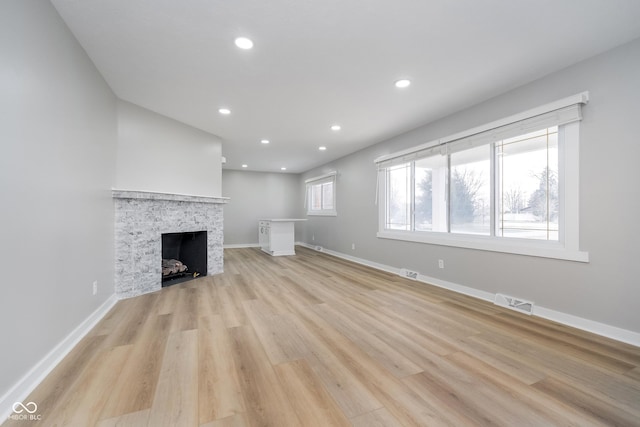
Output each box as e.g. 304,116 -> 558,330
399,268 -> 419,280
494,293 -> 534,315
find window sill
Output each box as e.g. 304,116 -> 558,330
307,211 -> 337,217
376,230 -> 589,262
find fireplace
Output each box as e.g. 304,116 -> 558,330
162,231 -> 207,286
113,190 -> 227,298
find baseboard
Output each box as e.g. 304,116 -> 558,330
295,242 -> 640,347
223,243 -> 260,249
0,294 -> 119,421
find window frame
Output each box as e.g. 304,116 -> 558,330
306,172 -> 337,216
375,93 -> 588,262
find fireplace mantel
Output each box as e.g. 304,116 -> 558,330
113,189 -> 227,298
112,189 -> 229,204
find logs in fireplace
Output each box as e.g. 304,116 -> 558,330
161,231 -> 207,286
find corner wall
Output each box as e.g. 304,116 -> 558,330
0,0 -> 118,399
299,37 -> 640,336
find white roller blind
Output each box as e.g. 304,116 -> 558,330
376,144 -> 446,169
375,92 -> 588,168
447,104 -> 581,154
305,171 -> 337,185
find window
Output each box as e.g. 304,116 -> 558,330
385,163 -> 410,229
375,93 -> 589,262
306,173 -> 337,216
450,144 -> 491,235
497,127 -> 558,240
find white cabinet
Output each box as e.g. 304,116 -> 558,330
258,220 -> 270,252
258,219 -> 306,256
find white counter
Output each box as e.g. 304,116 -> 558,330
258,219 -> 306,256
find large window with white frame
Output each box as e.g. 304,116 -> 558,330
306,172 -> 337,216
376,93 -> 589,262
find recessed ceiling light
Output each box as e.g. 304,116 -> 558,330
260,139 -> 270,144
241,164 -> 248,168
234,37 -> 254,50
280,167 -> 287,171
331,124 -> 341,131
395,79 -> 411,88
218,108 -> 231,115
319,146 -> 327,151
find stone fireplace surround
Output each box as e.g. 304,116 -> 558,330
113,190 -> 227,298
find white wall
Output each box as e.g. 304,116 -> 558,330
0,0 -> 117,398
115,100 -> 223,197
300,37 -> 640,337
222,170 -> 302,245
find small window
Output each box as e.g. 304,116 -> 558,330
306,173 -> 337,216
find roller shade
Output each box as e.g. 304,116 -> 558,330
375,92 -> 588,168
305,171 -> 337,185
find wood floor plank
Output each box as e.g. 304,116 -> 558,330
103,293 -> 159,347
277,275 -> 324,306
99,313 -> 172,419
403,368 -> 553,427
227,274 -> 257,301
228,325 -> 302,427
446,351 -> 606,427
96,409 -> 150,427
148,329 -> 199,427
626,366 -> 640,381
218,285 -> 247,328
294,306 -> 454,426
198,314 -> 246,424
472,331 -> 640,416
91,300 -> 132,336
311,303 -> 424,378
489,311 -> 637,374
197,279 -> 222,317
497,309 -> 640,361
284,312 -> 384,418
350,408 -> 405,427
244,301 -> 309,365
454,336 -> 547,385
43,345 -> 132,427
200,413 -> 249,427
155,283 -> 180,316
532,375 -> 640,426
7,246 -> 640,427
327,290 -> 459,358
171,287 -> 199,332
273,359 -> 352,427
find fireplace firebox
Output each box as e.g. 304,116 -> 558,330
161,231 -> 207,286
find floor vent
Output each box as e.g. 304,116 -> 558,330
399,268 -> 419,280
494,293 -> 534,315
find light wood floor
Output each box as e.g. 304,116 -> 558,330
6,247 -> 640,426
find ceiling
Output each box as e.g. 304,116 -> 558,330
51,0 -> 640,174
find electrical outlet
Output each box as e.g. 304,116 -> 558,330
352,243 -> 355,250
438,259 -> 444,269
92,280 -> 98,295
